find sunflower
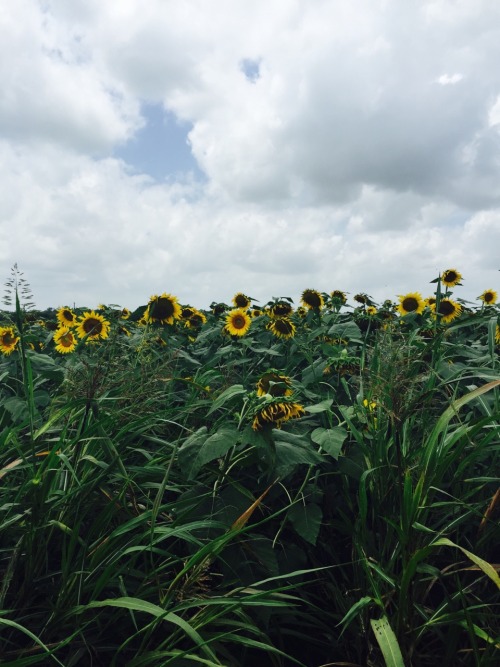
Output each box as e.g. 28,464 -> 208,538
496,325 -> 500,345
267,317 -> 296,340
330,290 -> 347,305
252,400 -> 305,431
232,293 -> 251,309
354,293 -> 368,305
397,292 -> 425,316
301,289 -> 324,310
251,307 -> 263,318
120,308 -> 131,320
77,311 -> 111,341
431,298 -> 462,324
225,308 -> 251,337
54,327 -> 77,354
0,326 -> 20,355
145,293 -> 182,325
296,306 -> 307,318
180,306 -> 196,320
268,301 -> 293,318
441,269 -> 462,288
366,306 -> 378,316
185,310 -> 207,328
56,307 -> 77,328
425,296 -> 436,307
478,289 -> 497,306
256,372 -> 293,397
211,302 -> 228,316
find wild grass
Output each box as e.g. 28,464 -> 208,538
0,275 -> 498,665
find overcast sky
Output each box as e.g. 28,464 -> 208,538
1,0 -> 499,310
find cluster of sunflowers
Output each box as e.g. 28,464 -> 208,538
0,269 -> 499,357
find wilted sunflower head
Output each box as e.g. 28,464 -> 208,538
431,298 -> 462,324
77,311 -> 111,341
354,293 -> 369,305
267,317 -> 296,340
56,307 -> 77,327
185,310 -> 207,328
232,292 -> 251,309
330,290 -> 347,304
441,269 -> 462,288
181,306 -> 196,320
225,308 -> 252,337
0,326 -> 20,355
478,289 -> 497,305
54,327 -> 77,354
252,400 -> 305,431
256,371 -> 293,397
269,301 -> 294,318
211,302 -> 228,317
301,289 -> 324,309
397,292 -> 424,316
145,293 -> 182,325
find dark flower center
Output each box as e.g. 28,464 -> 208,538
232,315 -> 247,329
83,318 -> 103,334
234,294 -> 250,308
275,318 -> 293,334
402,297 -> 419,312
303,290 -> 322,307
152,298 -> 174,320
444,271 -> 457,283
438,300 -> 455,316
484,292 -> 494,303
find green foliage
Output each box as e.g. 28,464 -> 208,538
0,269 -> 499,665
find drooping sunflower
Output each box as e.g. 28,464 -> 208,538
478,289 -> 497,306
296,306 -> 307,318
269,301 -> 294,318
267,317 -> 296,340
397,292 -> 425,316
120,308 -> 131,320
225,308 -> 252,337
252,400 -> 305,431
330,290 -> 347,304
56,307 -> 77,328
185,310 -> 207,329
145,293 -> 182,325
232,292 -> 251,309
425,296 -> 436,308
441,269 -> 462,288
431,298 -> 462,324
77,311 -> 111,341
53,327 -> 77,354
301,289 -> 324,310
211,302 -> 228,317
354,293 -> 368,305
0,326 -> 20,355
180,306 -> 196,320
256,371 -> 293,397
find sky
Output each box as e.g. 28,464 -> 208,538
1,0 -> 500,311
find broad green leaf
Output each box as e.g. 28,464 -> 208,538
327,320 -> 363,341
370,616 -> 405,667
311,426 -> 347,458
305,398 -> 333,414
288,502 -> 323,545
207,384 -> 246,415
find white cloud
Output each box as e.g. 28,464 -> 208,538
1,0 -> 499,309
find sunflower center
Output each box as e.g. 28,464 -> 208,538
2,332 -> 14,345
153,298 -> 174,320
484,292 -> 494,303
438,300 -> 455,316
232,315 -> 247,329
303,291 -> 322,307
83,318 -> 103,335
444,271 -> 457,283
63,309 -> 74,321
60,333 -> 74,347
275,319 -> 293,334
403,297 -> 419,312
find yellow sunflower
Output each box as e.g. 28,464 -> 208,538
185,310 -> 207,329
366,306 -> 378,316
225,308 -> 252,337
144,293 -> 182,325
56,307 -> 77,328
180,306 -> 196,320
425,296 -> 436,308
397,292 -> 425,316
252,400 -> 305,431
0,326 -> 20,355
496,325 -> 500,344
120,308 -> 131,320
251,307 -> 263,317
256,372 -> 293,397
301,289 -> 324,310
232,292 -> 251,309
441,269 -> 462,288
269,301 -> 294,318
54,327 -> 77,354
330,290 -> 347,305
77,311 -> 111,341
478,289 -> 497,306
431,298 -> 462,324
267,317 -> 296,340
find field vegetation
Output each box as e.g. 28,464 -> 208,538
0,264 -> 499,666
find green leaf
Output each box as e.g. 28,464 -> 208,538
207,384 -> 246,415
179,426 -> 239,479
311,427 -> 347,458
327,320 -> 363,341
433,538 -> 500,589
288,502 -> 323,545
370,616 -> 405,667
273,432 -> 323,477
305,397 -> 333,414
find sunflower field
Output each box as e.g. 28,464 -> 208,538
0,265 -> 499,666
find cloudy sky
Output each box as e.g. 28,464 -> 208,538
1,0 -> 499,311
